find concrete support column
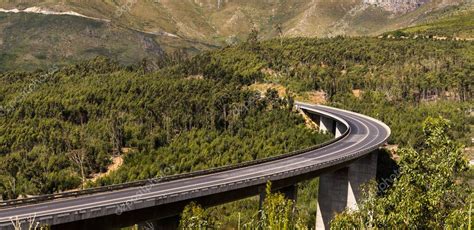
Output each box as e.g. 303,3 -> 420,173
316,168 -> 349,230
347,152 -> 378,210
335,122 -> 346,138
316,152 -> 378,229
259,190 -> 266,212
320,116 -> 334,135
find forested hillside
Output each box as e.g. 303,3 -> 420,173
172,36 -> 472,228
185,37 -> 473,146
0,34 -> 472,228
0,57 -> 329,199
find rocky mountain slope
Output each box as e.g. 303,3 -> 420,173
363,0 -> 430,13
0,0 -> 467,40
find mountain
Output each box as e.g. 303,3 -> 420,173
0,12 -> 165,71
0,11 -> 217,71
1,0 -> 466,39
0,0 -> 470,70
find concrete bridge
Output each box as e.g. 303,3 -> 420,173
0,102 -> 390,229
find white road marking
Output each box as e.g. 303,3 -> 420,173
0,106 -> 389,223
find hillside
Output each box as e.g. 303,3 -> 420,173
0,11 -> 218,71
0,0 -> 470,71
396,2 -> 474,38
0,36 -> 471,228
0,12 -> 161,71
0,0 -> 468,41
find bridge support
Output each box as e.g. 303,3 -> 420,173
316,152 -> 378,229
335,122 -> 346,138
316,168 -> 349,230
347,151 -> 378,210
319,117 -> 335,135
296,108 -> 345,138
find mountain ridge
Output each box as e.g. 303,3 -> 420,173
0,0 -> 471,71
0,0 -> 467,41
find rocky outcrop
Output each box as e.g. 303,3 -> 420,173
363,0 -> 430,13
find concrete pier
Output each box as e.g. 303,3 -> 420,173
335,122 -> 346,138
316,152 -> 378,229
319,116 -> 335,134
316,168 -> 349,230
347,152 -> 378,210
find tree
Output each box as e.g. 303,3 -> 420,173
68,149 -> 87,190
179,202 -> 219,229
260,181 -> 295,230
109,112 -> 125,156
331,117 -> 471,229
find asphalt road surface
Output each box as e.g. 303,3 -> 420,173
0,103 -> 391,227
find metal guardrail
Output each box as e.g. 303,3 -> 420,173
156,138 -> 386,210
0,108 -> 351,208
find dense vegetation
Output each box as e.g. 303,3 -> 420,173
97,109 -> 327,185
332,117 -> 471,229
0,33 -> 472,229
183,37 -> 472,146
0,57 -> 329,199
170,36 -> 472,228
395,6 -> 474,39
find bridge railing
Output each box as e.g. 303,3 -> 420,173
0,107 -> 351,208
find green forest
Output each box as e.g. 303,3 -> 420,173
0,34 -> 472,229
0,56 -> 330,198
183,36 -> 472,146
173,36 -> 473,228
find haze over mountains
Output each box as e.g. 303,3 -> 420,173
0,0 -> 470,70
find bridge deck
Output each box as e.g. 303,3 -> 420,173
0,103 -> 390,229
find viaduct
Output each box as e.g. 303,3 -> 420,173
0,102 -> 391,229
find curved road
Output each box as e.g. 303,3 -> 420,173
0,103 -> 390,228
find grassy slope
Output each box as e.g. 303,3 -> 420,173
400,5 -> 474,38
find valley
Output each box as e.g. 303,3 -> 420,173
0,1 -> 472,229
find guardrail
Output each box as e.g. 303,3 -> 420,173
0,107 -> 351,208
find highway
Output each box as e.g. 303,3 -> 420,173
0,103 -> 390,228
